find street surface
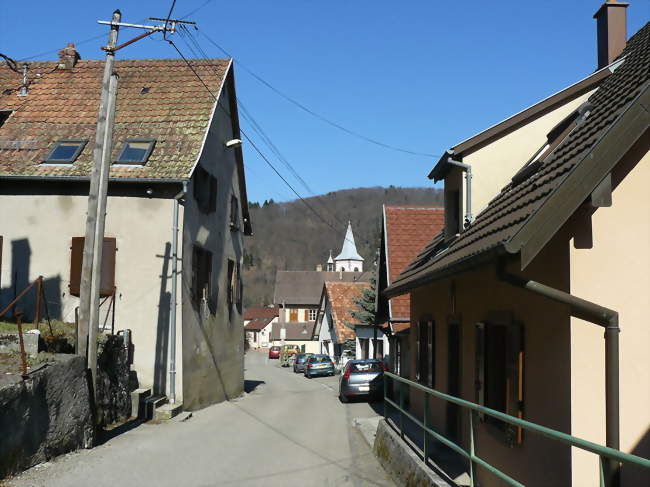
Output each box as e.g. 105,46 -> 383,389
8,351 -> 394,487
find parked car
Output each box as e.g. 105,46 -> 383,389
293,353 -> 313,373
339,359 -> 386,402
268,346 -> 281,359
280,345 -> 301,367
304,354 -> 335,378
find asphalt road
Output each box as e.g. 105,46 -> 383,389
8,350 -> 394,487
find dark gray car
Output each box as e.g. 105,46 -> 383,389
293,353 -> 313,373
339,359 -> 385,402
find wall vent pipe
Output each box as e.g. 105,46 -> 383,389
18,63 -> 28,97
497,260 -> 620,485
446,157 -> 473,228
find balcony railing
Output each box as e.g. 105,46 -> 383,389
383,371 -> 650,487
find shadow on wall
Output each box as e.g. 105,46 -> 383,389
153,242 -> 171,396
626,428 -> 650,485
0,238 -> 62,322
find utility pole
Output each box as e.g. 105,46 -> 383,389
78,11 -> 196,397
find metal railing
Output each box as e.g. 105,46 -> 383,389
383,371 -> 650,487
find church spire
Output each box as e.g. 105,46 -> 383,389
334,221 -> 364,272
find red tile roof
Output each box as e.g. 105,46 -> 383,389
325,281 -> 370,343
0,58 -> 230,180
244,317 -> 275,331
384,206 -> 444,329
244,306 -> 279,321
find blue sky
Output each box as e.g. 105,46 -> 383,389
1,1 -> 647,203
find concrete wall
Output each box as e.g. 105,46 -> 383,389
0,191 -> 183,400
181,75 -> 246,410
409,237 -> 572,486
460,91 -> 594,218
568,144 -> 649,485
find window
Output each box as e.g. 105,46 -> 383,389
194,165 -> 217,213
69,237 -> 116,297
308,309 -> 317,321
0,110 -> 12,128
289,309 -> 298,322
230,195 -> 239,231
45,139 -> 87,163
416,320 -> 434,386
192,246 -> 213,311
476,319 -> 524,445
116,139 -> 155,164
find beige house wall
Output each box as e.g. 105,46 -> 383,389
0,193 -> 184,398
569,147 -> 650,485
409,236 -> 573,486
461,91 -> 594,217
281,306 -> 318,323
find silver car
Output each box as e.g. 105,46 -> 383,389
293,353 -> 313,373
339,359 -> 385,402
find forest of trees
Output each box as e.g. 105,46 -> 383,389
242,186 -> 443,307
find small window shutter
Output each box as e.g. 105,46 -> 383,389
69,237 -> 116,297
506,321 -> 524,446
475,322 -> 486,419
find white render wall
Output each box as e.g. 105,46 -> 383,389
0,193 -> 183,399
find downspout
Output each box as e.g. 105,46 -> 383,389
497,261 -> 620,484
446,157 -> 473,228
169,181 -> 187,404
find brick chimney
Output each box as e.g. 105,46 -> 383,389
594,1 -> 629,69
58,43 -> 81,69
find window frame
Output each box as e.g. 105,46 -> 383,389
194,165 -> 218,213
115,138 -> 156,165
44,139 -> 88,164
192,245 -> 213,312
308,308 -> 317,321
229,194 -> 240,231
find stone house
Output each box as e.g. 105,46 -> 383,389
386,8 -> 649,486
0,49 -> 252,411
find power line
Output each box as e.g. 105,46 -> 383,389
166,38 -> 370,248
198,31 -> 439,159
163,0 -> 177,40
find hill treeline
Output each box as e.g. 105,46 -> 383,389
243,186 -> 443,307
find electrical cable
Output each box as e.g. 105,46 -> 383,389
198,31 -> 439,159
163,0 -> 177,40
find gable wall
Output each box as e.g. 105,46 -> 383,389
460,91 -> 595,218
568,142 -> 650,486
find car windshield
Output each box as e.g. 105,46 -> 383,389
349,361 -> 383,373
309,355 -> 331,363
270,346 -> 280,351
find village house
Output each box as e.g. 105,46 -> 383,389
375,205 -> 444,376
0,48 -> 252,411
243,306 -> 278,349
314,281 -> 369,361
272,222 -> 369,346
385,7 -> 649,487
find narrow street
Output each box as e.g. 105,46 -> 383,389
8,351 -> 394,487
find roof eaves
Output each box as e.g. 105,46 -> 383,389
384,243 -> 508,298
506,82 -> 650,269
452,61 -> 619,157
0,174 -> 187,184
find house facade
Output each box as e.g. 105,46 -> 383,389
0,51 -> 252,411
375,205 -> 444,375
244,306 -> 278,349
386,9 -> 649,487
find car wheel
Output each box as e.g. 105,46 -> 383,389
339,393 -> 348,403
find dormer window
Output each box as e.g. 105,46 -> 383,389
44,139 -> 87,163
116,139 -> 155,164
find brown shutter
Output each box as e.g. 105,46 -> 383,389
69,237 -> 116,297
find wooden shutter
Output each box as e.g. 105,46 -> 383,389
69,237 -> 116,297
507,321 -> 524,446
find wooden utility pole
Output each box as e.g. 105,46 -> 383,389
78,9 -> 121,392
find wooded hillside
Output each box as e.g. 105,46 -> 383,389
243,186 -> 443,307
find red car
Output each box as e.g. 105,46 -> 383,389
268,346 -> 281,359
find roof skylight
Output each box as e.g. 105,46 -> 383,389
44,139 -> 87,163
116,139 -> 155,164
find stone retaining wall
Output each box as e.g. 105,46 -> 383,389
0,355 -> 94,479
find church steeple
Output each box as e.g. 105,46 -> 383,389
326,250 -> 334,271
334,221 -> 364,272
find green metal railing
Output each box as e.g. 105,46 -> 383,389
383,371 -> 650,487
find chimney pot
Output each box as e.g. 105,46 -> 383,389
593,0 -> 629,69
58,43 -> 81,70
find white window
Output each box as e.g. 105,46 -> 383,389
308,309 -> 317,321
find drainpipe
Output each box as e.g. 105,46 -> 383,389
169,181 -> 187,404
446,157 -> 472,228
497,261 -> 620,485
